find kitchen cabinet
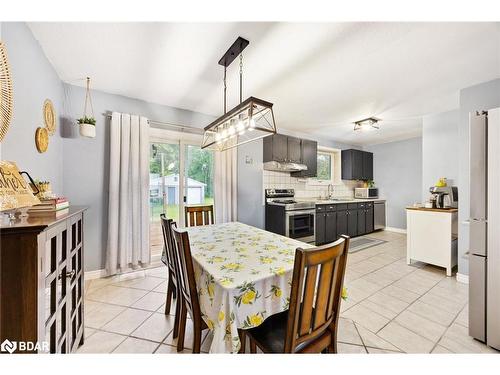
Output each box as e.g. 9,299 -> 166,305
287,137 -> 302,163
292,139 -> 318,178
264,133 -> 288,162
357,203 -> 366,235
336,209 -> 348,238
341,149 -> 373,180
264,134 -> 318,178
347,207 -> 358,237
263,134 -> 302,163
315,205 -> 336,245
406,208 -> 458,276
363,152 -> 373,181
366,203 -> 374,233
316,201 -> 381,245
325,211 -> 337,243
316,212 -> 326,245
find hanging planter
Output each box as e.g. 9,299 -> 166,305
77,77 -> 96,138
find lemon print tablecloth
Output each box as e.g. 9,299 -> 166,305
186,222 -> 314,353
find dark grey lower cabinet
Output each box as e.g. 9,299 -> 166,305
337,210 -> 348,238
347,210 -> 358,237
325,212 -> 337,243
316,212 -> 326,245
316,208 -> 337,245
357,208 -> 366,236
316,202 -> 378,245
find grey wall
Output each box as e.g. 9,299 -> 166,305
422,110 -> 459,201
237,139 -> 264,228
62,84 -> 215,271
364,137 -> 423,230
458,78 -> 500,276
0,23 -> 64,193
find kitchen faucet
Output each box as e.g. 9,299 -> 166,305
328,184 -> 334,199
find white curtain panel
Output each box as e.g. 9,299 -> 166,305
106,112 -> 150,275
214,146 -> 238,223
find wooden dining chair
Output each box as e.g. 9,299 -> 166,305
245,236 -> 350,354
184,205 -> 214,227
160,214 -> 181,339
171,224 -> 209,353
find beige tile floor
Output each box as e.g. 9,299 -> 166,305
79,230 -> 498,354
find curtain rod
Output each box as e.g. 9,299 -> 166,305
103,113 -> 204,134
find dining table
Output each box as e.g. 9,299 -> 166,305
185,221 -> 315,353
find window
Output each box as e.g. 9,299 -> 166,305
307,147 -> 341,186
316,152 -> 332,181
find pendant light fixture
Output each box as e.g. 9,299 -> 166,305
201,37 -> 277,151
354,117 -> 380,131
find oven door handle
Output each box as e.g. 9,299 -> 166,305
285,210 -> 316,216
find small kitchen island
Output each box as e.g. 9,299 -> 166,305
406,207 -> 458,276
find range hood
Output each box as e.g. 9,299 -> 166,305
263,161 -> 308,172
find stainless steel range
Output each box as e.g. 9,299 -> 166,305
265,189 -> 316,243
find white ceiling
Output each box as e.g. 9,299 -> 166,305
29,22 -> 500,145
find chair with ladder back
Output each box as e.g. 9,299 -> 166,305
245,235 -> 350,353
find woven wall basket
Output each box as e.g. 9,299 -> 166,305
0,41 -> 13,142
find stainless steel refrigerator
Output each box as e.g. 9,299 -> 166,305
469,108 -> 500,350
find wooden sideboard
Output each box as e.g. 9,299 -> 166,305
0,207 -> 87,353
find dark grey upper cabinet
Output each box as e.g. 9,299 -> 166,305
273,134 -> 288,162
292,139 -> 318,178
264,134 -> 318,177
341,149 -> 373,180
263,134 -> 287,162
363,152 -> 373,180
287,137 -> 302,163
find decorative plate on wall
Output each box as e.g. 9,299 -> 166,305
43,99 -> 56,135
0,41 -> 14,142
35,127 -> 49,153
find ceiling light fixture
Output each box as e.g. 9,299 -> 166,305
201,37 -> 277,151
354,117 -> 380,131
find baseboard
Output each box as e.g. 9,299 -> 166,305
84,260 -> 163,280
456,273 -> 469,284
384,226 -> 407,234
85,269 -> 108,280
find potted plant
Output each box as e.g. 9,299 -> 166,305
78,116 -> 96,138
77,77 -> 96,138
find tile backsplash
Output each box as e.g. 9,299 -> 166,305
263,170 -> 360,200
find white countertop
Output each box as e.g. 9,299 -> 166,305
296,198 -> 386,205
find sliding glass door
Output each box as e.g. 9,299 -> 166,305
184,144 -> 214,208
148,130 -> 214,260
149,141 -> 181,258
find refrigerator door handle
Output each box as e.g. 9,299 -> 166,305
469,219 -> 487,257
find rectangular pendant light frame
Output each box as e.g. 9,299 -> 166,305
201,96 -> 277,151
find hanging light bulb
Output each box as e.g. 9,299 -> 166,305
228,119 -> 236,137
215,132 -> 221,142
236,115 -> 245,132
247,117 -> 256,131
